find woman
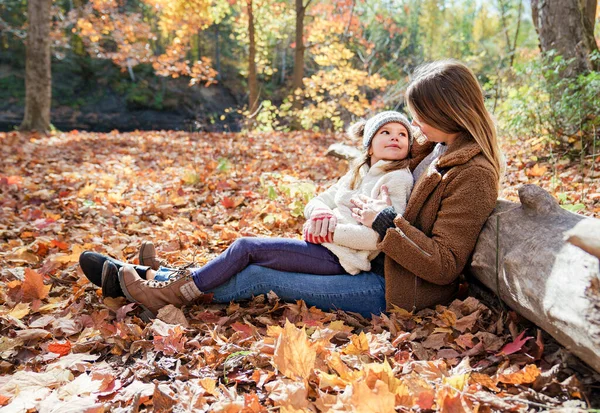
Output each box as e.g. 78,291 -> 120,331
79,59 -> 501,318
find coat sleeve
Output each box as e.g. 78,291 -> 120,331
332,223 -> 380,251
377,166 -> 498,285
304,180 -> 342,219
333,170 -> 413,251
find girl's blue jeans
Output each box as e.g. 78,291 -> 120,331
155,237 -> 387,317
191,237 -> 348,290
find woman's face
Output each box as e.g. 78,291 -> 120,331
369,122 -> 410,165
411,115 -> 459,145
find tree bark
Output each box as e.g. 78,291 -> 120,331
247,0 -> 259,114
19,0 -> 52,133
530,0 -> 599,76
469,185 -> 600,373
291,0 -> 309,112
214,24 -> 221,81
583,0 -> 597,32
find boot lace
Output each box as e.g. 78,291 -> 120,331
147,266 -> 192,288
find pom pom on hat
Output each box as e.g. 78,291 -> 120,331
361,111 -> 413,149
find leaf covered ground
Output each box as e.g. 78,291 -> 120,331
0,130 -> 599,412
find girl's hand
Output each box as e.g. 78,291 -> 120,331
351,185 -> 392,228
308,208 -> 337,237
303,222 -> 334,244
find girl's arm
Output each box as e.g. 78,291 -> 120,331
333,171 -> 413,251
304,178 -> 343,219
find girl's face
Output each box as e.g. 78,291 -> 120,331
411,115 -> 459,145
369,122 -> 410,165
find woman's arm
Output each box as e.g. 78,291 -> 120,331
377,166 -> 497,285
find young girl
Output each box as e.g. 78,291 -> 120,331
81,111 -> 415,317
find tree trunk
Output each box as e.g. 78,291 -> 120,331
214,24 -> 221,81
247,0 -> 259,114
291,0 -> 307,111
530,0 -> 599,76
469,185 -> 600,373
19,0 -> 52,133
583,0 -> 597,33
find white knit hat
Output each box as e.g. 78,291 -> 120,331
362,111 -> 413,149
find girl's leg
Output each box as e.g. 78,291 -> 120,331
191,237 -> 346,291
207,265 -> 386,318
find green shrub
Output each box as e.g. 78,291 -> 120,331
497,52 -> 600,152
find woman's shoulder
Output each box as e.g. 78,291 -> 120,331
445,154 -> 499,198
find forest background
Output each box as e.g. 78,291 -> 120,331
0,0 -> 598,144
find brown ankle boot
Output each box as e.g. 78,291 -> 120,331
118,265 -> 203,318
139,241 -> 162,270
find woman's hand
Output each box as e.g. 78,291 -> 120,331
351,185 -> 392,228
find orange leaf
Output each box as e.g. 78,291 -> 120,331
22,268 -> 51,301
526,163 -> 547,177
221,196 -> 236,208
0,394 -> 10,406
272,320 -> 316,381
48,340 -> 72,357
497,364 -> 541,385
153,325 -> 187,356
50,239 -> 69,250
231,322 -> 254,338
470,372 -> 499,391
438,391 -> 468,413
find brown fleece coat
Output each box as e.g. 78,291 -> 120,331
378,134 -> 498,311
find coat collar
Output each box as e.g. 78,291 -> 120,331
437,133 -> 482,169
403,134 -> 481,224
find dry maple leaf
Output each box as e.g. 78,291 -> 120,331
350,379 -> 396,413
153,324 -> 187,356
264,378 -> 310,411
498,330 -> 532,356
47,340 -> 72,357
157,304 -> 190,327
21,268 -> 51,301
497,364 -> 541,385
272,320 -> 316,381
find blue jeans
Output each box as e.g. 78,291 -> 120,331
155,237 -> 387,317
206,265 -> 387,318
189,237 -> 348,291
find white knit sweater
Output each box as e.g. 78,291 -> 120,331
304,160 -> 413,274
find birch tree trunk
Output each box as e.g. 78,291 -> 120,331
19,0 -> 52,133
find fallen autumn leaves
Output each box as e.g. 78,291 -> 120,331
0,131 -> 598,412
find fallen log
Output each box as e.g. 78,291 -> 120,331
326,143 -> 362,161
470,184 -> 600,373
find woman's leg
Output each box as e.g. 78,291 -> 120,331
207,265 -> 386,318
191,237 -> 346,291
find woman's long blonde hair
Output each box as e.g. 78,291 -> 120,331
406,60 -> 503,186
347,120 -> 411,190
